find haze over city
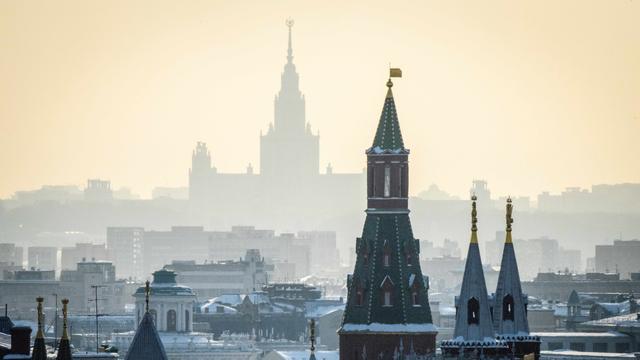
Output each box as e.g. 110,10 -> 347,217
1,2 -> 640,360
1,0 -> 639,199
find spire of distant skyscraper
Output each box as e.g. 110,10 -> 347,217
286,18 -> 294,64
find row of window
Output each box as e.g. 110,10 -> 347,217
362,252 -> 414,267
465,295 -> 516,325
144,309 -> 190,332
355,288 -> 421,307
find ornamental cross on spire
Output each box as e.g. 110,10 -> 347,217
309,318 -> 316,353
145,280 -> 150,313
62,298 -> 69,340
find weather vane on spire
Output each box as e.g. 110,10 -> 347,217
387,67 -> 403,88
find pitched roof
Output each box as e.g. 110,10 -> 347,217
30,337 -> 47,360
124,312 -> 167,360
368,85 -> 406,153
493,202 -> 530,335
55,338 -> 72,360
341,213 -> 434,331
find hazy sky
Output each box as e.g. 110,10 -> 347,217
1,0 -> 639,199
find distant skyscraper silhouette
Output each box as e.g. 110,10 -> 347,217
188,21 -> 364,230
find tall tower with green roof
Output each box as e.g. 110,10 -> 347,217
339,73 -> 436,360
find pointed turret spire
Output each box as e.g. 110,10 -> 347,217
369,71 -> 406,153
493,198 -> 530,335
451,196 -> 495,340
56,299 -> 72,360
32,297 -> 47,360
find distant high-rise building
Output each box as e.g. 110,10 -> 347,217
60,243 -> 108,270
27,246 -> 57,271
188,20 -> 364,230
595,239 -> 640,279
339,76 -> 436,359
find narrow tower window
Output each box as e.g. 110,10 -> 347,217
383,290 -> 392,306
412,290 -> 419,306
467,297 -> 480,324
384,166 -> 391,197
356,287 -> 364,306
383,253 -> 390,267
503,294 -> 515,321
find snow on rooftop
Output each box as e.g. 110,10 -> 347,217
340,322 -> 437,333
532,331 -> 629,338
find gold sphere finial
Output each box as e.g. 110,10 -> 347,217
387,79 -> 393,88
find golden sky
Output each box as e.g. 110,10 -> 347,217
1,0 -> 639,199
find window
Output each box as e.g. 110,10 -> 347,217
167,309 -> 177,332
185,310 -> 190,331
412,290 -> 419,306
384,166 -> 391,197
406,253 -> 412,266
383,291 -> 392,306
467,298 -> 480,324
615,343 -> 630,353
548,342 -> 563,351
383,253 -> 390,267
593,343 -> 607,352
503,294 -> 514,321
363,252 -> 369,265
569,342 -> 585,352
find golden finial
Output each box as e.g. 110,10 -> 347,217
36,297 -> 44,339
309,318 -> 316,353
470,195 -> 478,243
145,280 -> 150,313
61,298 -> 69,340
505,197 -> 514,244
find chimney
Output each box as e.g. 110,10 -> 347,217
10,326 -> 32,355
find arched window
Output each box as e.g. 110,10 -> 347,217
467,297 -> 480,324
412,290 -> 419,306
363,252 -> 369,265
166,309 -> 177,332
185,310 -> 190,331
503,294 -> 514,321
406,253 -> 412,266
383,253 -> 390,267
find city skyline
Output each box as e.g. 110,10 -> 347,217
1,0 -> 639,199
